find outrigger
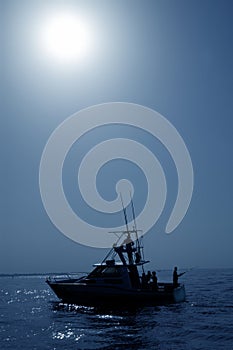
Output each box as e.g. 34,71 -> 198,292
46,196 -> 186,305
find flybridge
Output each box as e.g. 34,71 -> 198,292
102,192 -> 146,267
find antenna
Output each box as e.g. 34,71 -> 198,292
130,191 -> 137,232
129,191 -> 142,262
120,193 -> 129,233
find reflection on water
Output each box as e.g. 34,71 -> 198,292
1,270 -> 233,349
50,301 -> 171,349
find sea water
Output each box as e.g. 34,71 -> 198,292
0,269 -> 233,350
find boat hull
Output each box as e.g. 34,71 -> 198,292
47,280 -> 185,305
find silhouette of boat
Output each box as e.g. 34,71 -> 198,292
46,197 -> 186,305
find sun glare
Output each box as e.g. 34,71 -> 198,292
40,12 -> 92,64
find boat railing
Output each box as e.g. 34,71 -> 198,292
46,272 -> 88,283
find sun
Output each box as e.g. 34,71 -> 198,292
39,11 -> 92,64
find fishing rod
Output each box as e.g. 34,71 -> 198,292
183,266 -> 197,273
179,266 -> 197,277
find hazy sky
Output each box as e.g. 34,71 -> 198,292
1,0 -> 233,273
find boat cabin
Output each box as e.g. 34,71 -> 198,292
85,260 -> 141,289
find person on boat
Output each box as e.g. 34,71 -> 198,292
151,271 -> 158,290
135,250 -> 141,264
141,272 -> 147,288
146,270 -> 152,283
113,243 -> 127,266
173,266 -> 185,287
123,233 -> 135,265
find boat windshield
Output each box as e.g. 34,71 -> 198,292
89,266 -> 121,278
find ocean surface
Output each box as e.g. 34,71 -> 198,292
0,268 -> 233,350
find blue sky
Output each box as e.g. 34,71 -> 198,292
1,0 -> 233,273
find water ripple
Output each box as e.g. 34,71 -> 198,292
1,270 -> 233,349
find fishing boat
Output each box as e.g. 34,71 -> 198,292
46,197 -> 186,305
